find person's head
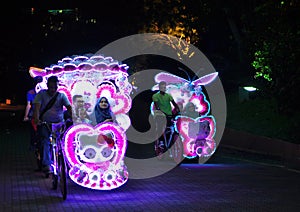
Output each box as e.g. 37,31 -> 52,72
47,76 -> 59,96
158,81 -> 167,93
33,76 -> 43,87
184,102 -> 199,118
73,95 -> 84,108
98,97 -> 110,109
187,102 -> 196,112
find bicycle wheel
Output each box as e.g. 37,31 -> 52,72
58,152 -> 67,200
35,149 -> 42,171
155,139 -> 165,160
171,134 -> 183,165
52,174 -> 58,190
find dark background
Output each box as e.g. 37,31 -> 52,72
0,0 -> 245,104
0,0 -> 299,144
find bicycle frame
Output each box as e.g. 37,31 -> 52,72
48,123 -> 65,173
162,125 -> 175,149
43,121 -> 68,200
154,114 -> 183,163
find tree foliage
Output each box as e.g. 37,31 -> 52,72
138,0 -> 300,115
245,0 -> 300,114
140,0 -> 204,60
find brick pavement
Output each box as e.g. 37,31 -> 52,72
0,111 -> 299,211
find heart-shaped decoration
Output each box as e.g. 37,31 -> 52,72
115,114 -> 131,131
58,86 -> 72,104
96,84 -> 131,114
63,122 -> 128,190
189,93 -> 209,116
176,115 -> 216,158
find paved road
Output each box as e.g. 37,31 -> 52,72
0,111 -> 299,211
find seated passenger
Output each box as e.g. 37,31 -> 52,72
74,107 -> 92,124
92,96 -> 116,125
182,102 -> 199,119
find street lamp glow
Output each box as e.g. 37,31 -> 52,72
243,86 -> 258,92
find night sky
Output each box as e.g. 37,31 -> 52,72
0,1 -> 143,104
0,1 -> 249,104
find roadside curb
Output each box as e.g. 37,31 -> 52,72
220,128 -> 300,170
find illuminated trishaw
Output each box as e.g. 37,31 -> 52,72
150,71 -> 218,161
29,54 -> 132,190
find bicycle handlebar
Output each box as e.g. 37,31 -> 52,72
39,121 -> 67,136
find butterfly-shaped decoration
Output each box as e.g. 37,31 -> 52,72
151,70 -> 218,158
152,71 -> 218,112
153,71 -> 218,94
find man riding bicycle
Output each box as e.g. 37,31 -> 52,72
152,81 -> 180,149
33,76 -> 72,175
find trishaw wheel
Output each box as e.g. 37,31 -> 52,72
58,153 -> 67,200
155,140 -> 165,160
36,158 -> 42,171
171,134 -> 183,165
52,175 -> 58,190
